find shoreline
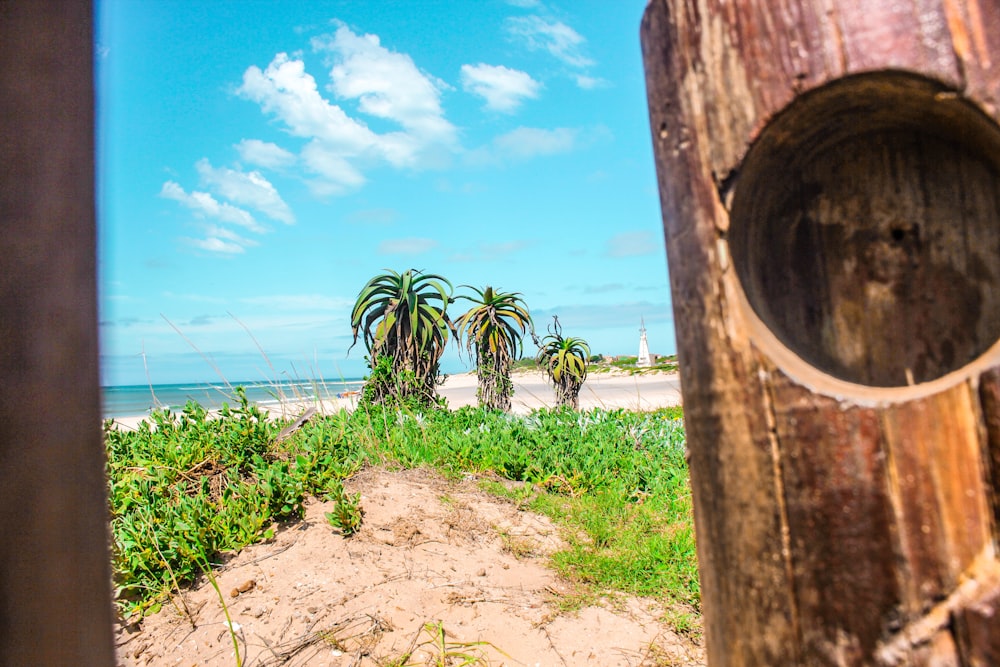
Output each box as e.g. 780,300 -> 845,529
108,370 -> 683,430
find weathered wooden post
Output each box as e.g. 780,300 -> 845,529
0,1 -> 115,663
642,1 -> 1000,665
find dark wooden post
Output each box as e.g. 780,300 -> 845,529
642,1 -> 1000,665
0,1 -> 115,663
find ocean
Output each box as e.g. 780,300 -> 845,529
101,378 -> 366,420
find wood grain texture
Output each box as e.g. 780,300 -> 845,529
642,0 -> 1000,664
767,364 -> 901,662
952,580 -> 1000,666
642,4 -> 803,662
728,74 -> 1000,387
979,367 -> 1000,540
880,383 -> 992,611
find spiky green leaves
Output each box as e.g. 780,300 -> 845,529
539,337 -> 590,382
350,269 -> 454,406
536,316 -> 590,409
454,285 -> 533,411
351,269 -> 453,358
454,285 -> 532,363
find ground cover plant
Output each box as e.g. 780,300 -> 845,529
106,395 -> 698,634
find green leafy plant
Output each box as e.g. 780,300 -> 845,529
350,269 -> 455,408
390,621 -> 506,666
535,316 -> 591,409
105,390 -> 313,617
325,489 -> 364,536
454,285 -> 532,411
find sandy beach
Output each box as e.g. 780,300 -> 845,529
110,370 -> 682,429
116,466 -> 705,667
438,369 -> 683,413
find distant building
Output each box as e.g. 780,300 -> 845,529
637,318 -> 651,367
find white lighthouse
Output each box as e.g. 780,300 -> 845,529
637,317 -> 651,367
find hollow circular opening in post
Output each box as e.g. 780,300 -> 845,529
729,72 -> 1000,388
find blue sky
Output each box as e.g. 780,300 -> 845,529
96,0 -> 674,386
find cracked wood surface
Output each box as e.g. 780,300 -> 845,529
642,1 -> 1000,664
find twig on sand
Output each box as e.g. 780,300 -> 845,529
256,613 -> 390,666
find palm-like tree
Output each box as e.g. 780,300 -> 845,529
535,316 -> 590,409
454,285 -> 532,411
350,269 -> 454,407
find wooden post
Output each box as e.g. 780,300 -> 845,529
0,1 -> 115,663
642,1 -> 1000,665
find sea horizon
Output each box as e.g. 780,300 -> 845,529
101,378 -> 366,420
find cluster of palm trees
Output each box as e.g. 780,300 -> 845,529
350,268 -> 590,411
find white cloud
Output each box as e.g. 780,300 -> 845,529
497,127 -> 578,165
196,159 -> 295,224
574,74 -> 609,90
238,25 -> 458,195
606,231 -> 659,258
460,63 -> 541,113
505,15 -> 594,69
160,181 -> 266,233
182,224 -> 259,255
299,142 -> 367,195
317,25 -> 456,150
239,53 -> 378,153
465,127 -> 577,166
378,238 -> 438,255
186,236 -> 247,255
235,139 -> 296,169
205,224 -> 256,245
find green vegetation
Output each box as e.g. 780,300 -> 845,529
516,353 -> 680,376
350,268 -> 455,408
325,483 -> 364,536
535,316 -> 591,408
589,353 -> 680,375
105,397 -> 697,631
454,285 -> 533,412
386,621 -> 507,666
511,357 -> 542,371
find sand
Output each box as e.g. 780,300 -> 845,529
111,370 -> 683,430
437,369 -> 683,414
116,468 -> 704,667
111,370 -> 701,666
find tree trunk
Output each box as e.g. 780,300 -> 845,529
476,350 -> 513,412
641,1 -> 1000,664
